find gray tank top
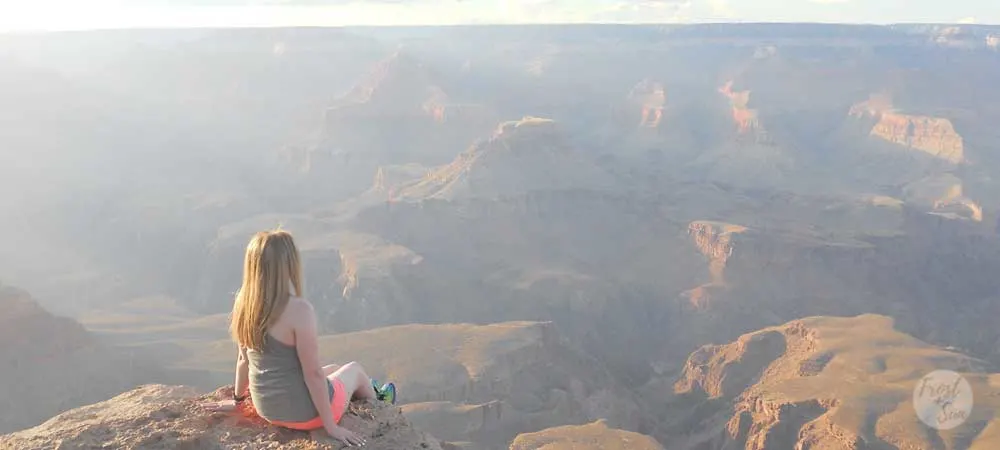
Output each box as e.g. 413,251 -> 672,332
247,333 -> 333,423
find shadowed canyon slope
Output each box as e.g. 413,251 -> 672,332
2,23 -> 1000,449
0,283 -> 158,433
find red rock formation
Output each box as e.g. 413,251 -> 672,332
670,315 -> 1000,450
629,79 -> 667,128
871,113 -> 964,163
718,80 -> 761,135
849,94 -> 965,163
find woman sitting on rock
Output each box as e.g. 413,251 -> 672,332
206,229 -> 395,447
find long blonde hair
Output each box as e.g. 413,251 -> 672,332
230,230 -> 303,351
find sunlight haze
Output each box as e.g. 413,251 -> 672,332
0,0 -> 997,31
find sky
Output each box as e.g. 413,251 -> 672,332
0,0 -> 997,32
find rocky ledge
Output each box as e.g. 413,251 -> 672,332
0,384 -> 443,450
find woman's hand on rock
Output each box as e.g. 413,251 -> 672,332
328,425 -> 366,447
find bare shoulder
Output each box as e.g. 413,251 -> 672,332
284,297 -> 316,324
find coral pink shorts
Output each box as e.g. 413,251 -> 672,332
268,377 -> 349,431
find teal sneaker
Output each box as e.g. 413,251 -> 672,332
371,379 -> 396,405
379,382 -> 397,405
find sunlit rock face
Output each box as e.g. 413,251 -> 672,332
849,93 -> 964,164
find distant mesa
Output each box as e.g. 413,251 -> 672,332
718,80 -> 765,138
509,420 -> 664,450
871,114 -> 964,163
628,79 -> 667,128
849,93 -> 965,164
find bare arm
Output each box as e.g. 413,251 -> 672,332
234,346 -> 249,399
292,300 -> 360,444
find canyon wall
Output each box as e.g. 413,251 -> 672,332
849,94 -> 965,163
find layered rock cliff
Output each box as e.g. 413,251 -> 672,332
718,80 -> 764,138
664,314 -> 1000,450
871,113 -> 964,163
0,384 -> 444,450
683,221 -> 747,309
849,94 -> 965,164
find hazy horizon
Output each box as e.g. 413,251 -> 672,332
0,0 -> 998,32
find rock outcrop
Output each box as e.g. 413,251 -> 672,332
628,79 -> 667,128
664,314 -> 1000,450
0,283 -> 157,433
509,420 -> 664,450
0,384 -> 444,450
718,80 -> 764,138
849,94 -> 965,163
687,221 -> 746,285
903,174 -> 983,222
682,221 -> 747,309
871,113 -> 964,163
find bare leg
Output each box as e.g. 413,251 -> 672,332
327,361 -> 377,401
322,364 -> 341,376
